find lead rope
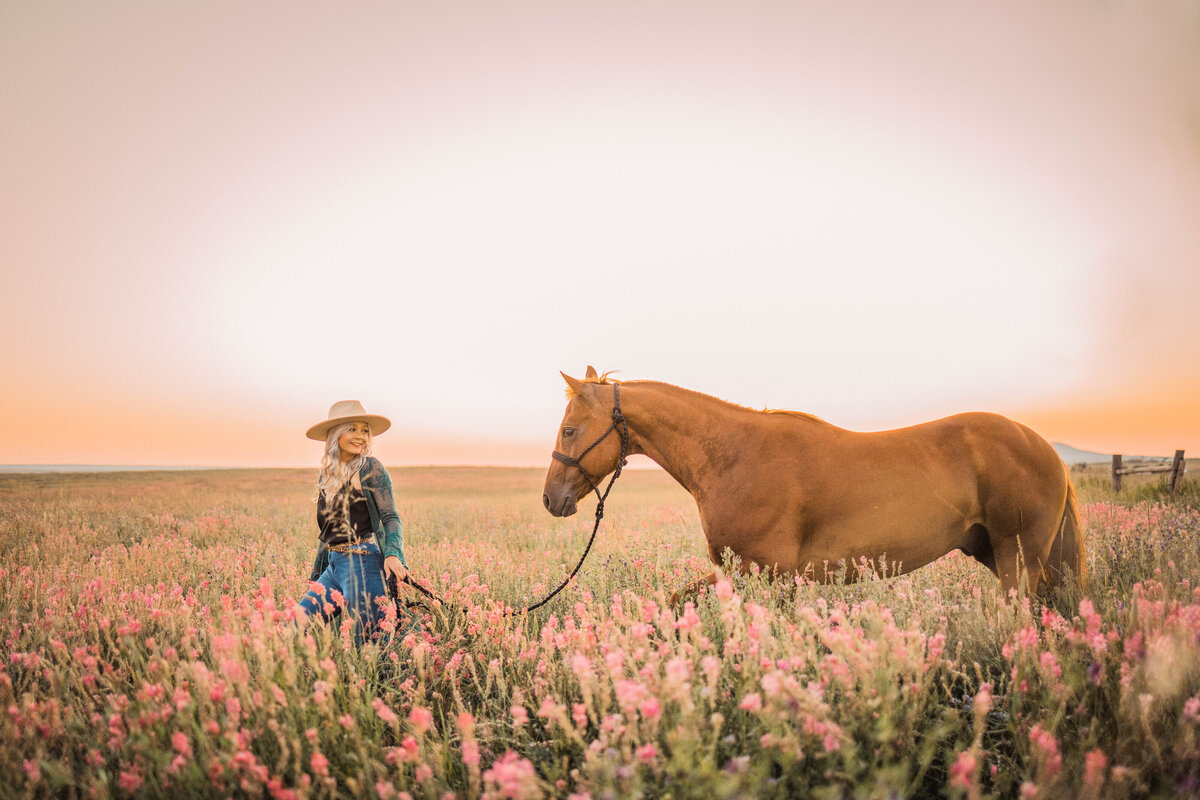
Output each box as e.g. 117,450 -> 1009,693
387,383 -> 629,618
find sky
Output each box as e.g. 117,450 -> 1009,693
1,1 -> 1198,468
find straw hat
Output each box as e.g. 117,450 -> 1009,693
306,400 -> 391,441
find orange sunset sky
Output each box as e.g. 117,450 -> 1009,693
1,1 -> 1198,468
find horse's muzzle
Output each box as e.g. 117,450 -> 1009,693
543,490 -> 578,518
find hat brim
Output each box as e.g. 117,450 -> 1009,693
306,414 -> 391,441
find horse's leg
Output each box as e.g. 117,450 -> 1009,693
989,536 -> 1026,597
670,571 -> 718,607
960,523 -> 999,577
986,508 -> 1062,598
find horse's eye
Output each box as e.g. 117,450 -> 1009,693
563,427 -> 575,438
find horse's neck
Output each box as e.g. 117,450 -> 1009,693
622,382 -> 763,500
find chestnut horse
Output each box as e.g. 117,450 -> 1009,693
542,367 -> 1085,600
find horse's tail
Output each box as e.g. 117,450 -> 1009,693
1044,476 -> 1086,591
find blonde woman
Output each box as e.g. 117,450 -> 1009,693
297,401 -> 408,644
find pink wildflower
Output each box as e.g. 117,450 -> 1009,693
310,751 -> 329,777
482,750 -> 541,799
388,735 -> 420,763
373,698 -> 399,726
571,653 -> 592,681
674,603 -> 701,633
739,692 -> 763,712
1079,599 -> 1107,653
949,750 -> 977,791
665,656 -> 690,687
1017,626 -> 1038,649
974,683 -> 993,717
408,705 -> 434,734
172,731 -> 192,756
1040,606 -> 1064,631
536,696 -> 562,723
639,697 -> 661,720
1183,696 -> 1200,722
927,632 -> 946,660
714,578 -> 734,600
1028,724 -> 1062,778
1078,598 -> 1098,625
511,705 -> 529,727
463,738 -> 480,766
1083,748 -> 1107,789
117,769 -> 143,793
615,678 -> 647,711
375,782 -> 396,800
636,743 -> 657,764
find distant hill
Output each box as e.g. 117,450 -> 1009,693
1053,443 -> 1111,464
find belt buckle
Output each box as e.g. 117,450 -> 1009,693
330,541 -> 371,555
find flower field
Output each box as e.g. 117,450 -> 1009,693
2,466 -> 1200,799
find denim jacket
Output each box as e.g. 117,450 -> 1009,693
308,457 -> 407,581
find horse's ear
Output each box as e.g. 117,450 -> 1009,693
584,365 -> 599,380
561,372 -> 591,400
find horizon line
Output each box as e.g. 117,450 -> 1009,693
0,462 -> 663,473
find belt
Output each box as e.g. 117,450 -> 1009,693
328,540 -> 375,554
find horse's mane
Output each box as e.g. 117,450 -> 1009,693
763,408 -> 826,424
569,371 -> 824,425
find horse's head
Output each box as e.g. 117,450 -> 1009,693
543,366 -> 625,517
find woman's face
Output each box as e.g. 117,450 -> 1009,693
338,421 -> 371,461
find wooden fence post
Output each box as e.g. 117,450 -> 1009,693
1112,450 -> 1185,494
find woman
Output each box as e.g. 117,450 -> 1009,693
297,400 -> 409,645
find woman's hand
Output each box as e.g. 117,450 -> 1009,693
383,555 -> 409,587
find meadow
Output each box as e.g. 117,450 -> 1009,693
2,462 -> 1200,799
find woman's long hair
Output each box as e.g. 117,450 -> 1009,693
316,421 -> 373,500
